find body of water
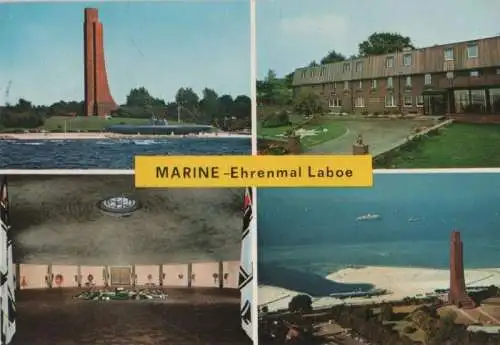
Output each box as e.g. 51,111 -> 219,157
258,173 -> 500,290
0,137 -> 250,169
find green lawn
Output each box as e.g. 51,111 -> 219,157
43,116 -> 152,131
258,116 -> 347,148
375,123 -> 500,168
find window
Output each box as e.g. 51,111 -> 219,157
358,80 -> 363,89
405,76 -> 412,87
355,96 -> 365,108
385,95 -> 396,107
343,63 -> 351,72
424,74 -> 432,85
496,69 -> 500,75
387,77 -> 393,88
470,70 -> 480,77
309,70 -> 314,77
403,95 -> 413,107
328,98 -> 342,108
320,67 -> 326,76
416,96 -> 424,107
355,61 -> 363,72
385,56 -> 394,68
344,81 -> 349,90
403,54 -> 412,66
371,79 -> 377,89
467,44 -> 478,59
301,70 -> 306,78
444,48 -> 454,61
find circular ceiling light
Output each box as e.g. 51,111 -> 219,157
97,195 -> 140,216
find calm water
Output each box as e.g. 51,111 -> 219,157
258,173 -> 500,293
0,137 -> 250,169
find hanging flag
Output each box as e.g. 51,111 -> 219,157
239,187 -> 254,341
0,176 -> 15,344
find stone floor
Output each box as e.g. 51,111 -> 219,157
11,287 -> 251,345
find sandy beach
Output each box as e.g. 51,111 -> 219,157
259,266 -> 500,312
0,132 -> 251,140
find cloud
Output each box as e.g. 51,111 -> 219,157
279,13 -> 349,39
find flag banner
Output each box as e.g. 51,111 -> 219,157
239,187 -> 254,341
0,176 -> 14,344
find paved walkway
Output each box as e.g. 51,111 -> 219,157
307,119 -> 437,156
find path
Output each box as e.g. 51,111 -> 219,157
307,119 -> 436,156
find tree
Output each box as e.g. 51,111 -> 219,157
175,87 -> 199,110
308,60 -> 319,67
261,110 -> 290,128
199,88 -> 219,123
288,294 -> 312,313
217,94 -> 234,118
232,95 -> 251,119
320,50 -> 346,64
293,89 -> 327,115
358,32 -> 415,56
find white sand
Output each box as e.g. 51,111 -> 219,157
0,132 -> 250,140
259,266 -> 500,312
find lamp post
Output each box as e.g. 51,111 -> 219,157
398,72 -> 402,115
177,102 -> 182,123
446,71 -> 454,114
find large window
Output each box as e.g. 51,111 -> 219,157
355,96 -> 365,108
387,77 -> 393,88
416,96 -> 424,107
453,90 -> 470,114
444,48 -> 454,61
385,56 -> 394,68
403,95 -> 413,107
329,98 -> 342,108
424,74 -> 432,85
467,44 -> 478,59
490,89 -> 500,113
385,95 -> 396,108
403,54 -> 412,66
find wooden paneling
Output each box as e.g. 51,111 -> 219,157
293,36 -> 500,86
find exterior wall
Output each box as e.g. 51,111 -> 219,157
16,261 -> 239,290
222,261 -> 239,289
191,262 -> 220,288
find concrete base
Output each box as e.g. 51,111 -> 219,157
353,144 -> 369,155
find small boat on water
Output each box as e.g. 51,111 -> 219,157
408,217 -> 422,223
356,213 -> 381,221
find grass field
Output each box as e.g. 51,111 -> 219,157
43,116 -> 151,131
258,115 -> 346,148
375,123 -> 500,168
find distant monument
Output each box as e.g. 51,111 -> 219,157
448,230 -> 476,309
83,8 -> 118,117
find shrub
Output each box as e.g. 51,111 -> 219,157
361,110 -> 369,116
261,110 -> 290,128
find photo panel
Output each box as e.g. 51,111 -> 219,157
257,172 -> 500,344
255,0 -> 500,170
0,174 -> 254,345
0,0 -> 252,169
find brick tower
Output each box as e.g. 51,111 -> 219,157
448,230 -> 475,309
83,8 -> 118,117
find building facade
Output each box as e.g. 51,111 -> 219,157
292,36 -> 500,115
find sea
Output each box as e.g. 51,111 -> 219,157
258,172 -> 500,295
0,137 -> 250,169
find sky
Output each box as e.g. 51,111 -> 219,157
256,0 -> 500,79
0,0 -> 250,106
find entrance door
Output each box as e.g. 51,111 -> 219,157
110,266 -> 132,286
424,95 -> 446,115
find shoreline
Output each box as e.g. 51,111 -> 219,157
259,265 -> 500,311
0,132 -> 251,140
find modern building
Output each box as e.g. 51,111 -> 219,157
292,36 -> 500,116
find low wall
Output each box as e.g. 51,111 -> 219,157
16,261 -> 240,290
450,114 -> 500,124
